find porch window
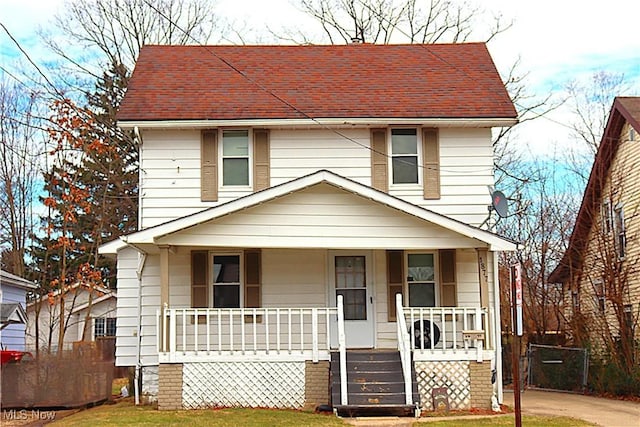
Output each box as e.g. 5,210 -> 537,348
222,130 -> 250,186
335,256 -> 367,320
212,255 -> 241,308
407,253 -> 436,307
94,317 -> 116,338
391,128 -> 419,184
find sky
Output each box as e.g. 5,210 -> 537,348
2,0 -> 640,158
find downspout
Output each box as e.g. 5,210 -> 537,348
134,126 -> 143,232
133,124 -> 145,406
134,250 -> 147,406
492,250 -> 503,404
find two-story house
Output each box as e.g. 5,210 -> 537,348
549,97 -> 639,368
100,43 -> 518,415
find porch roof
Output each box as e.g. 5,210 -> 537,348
100,170 -> 518,254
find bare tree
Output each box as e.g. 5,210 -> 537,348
290,0 -> 509,44
566,72 -> 630,156
0,78 -> 43,276
47,0 -> 221,75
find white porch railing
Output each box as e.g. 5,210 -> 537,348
403,304 -> 491,361
157,304 -> 343,363
395,294 -> 413,406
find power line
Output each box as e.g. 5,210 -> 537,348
140,0 -> 496,175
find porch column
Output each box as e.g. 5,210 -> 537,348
159,245 -> 170,307
476,248 -> 489,308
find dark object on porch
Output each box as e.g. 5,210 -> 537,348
330,350 -> 419,417
411,320 -> 441,349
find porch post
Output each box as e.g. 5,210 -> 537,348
159,245 -> 170,355
477,248 -> 489,308
159,245 -> 170,307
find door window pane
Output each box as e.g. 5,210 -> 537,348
335,256 -> 367,320
337,289 -> 367,320
335,256 -> 365,288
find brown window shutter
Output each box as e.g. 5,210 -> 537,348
253,129 -> 270,191
244,250 -> 261,308
201,130 -> 218,202
439,249 -> 457,306
422,128 -> 440,199
192,251 -> 209,308
387,250 -> 404,321
371,128 -> 388,192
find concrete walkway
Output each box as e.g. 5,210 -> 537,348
503,389 -> 640,427
343,390 -> 639,426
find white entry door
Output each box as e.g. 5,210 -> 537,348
329,251 -> 375,348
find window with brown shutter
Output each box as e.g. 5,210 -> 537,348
201,130 -> 218,201
244,250 -> 261,309
422,128 -> 440,199
253,129 -> 270,191
191,251 -> 209,308
387,250 -> 404,321
439,249 -> 457,307
371,128 -> 388,192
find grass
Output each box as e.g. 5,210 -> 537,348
50,399 -> 596,427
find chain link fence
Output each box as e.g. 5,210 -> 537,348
527,344 -> 589,392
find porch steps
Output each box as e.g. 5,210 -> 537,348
330,350 -> 419,417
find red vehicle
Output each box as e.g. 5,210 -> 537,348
0,350 -> 33,365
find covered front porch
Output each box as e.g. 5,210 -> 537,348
102,171 -> 515,411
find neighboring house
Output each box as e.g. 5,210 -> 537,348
1,269 -> 37,351
549,97 -> 639,361
25,283 -> 117,353
100,43 -> 518,414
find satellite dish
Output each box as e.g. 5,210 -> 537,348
491,190 -> 508,218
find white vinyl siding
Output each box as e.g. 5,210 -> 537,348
155,184 -> 485,249
139,127 -> 494,228
1,286 -> 27,351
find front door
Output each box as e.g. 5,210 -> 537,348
329,251 -> 375,348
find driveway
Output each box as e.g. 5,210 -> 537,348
503,389 -> 640,426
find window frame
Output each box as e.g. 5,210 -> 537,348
389,127 -> 422,187
210,252 -> 244,308
219,129 -> 252,188
613,203 -> 626,259
94,317 -> 117,339
601,200 -> 613,234
405,251 -> 439,307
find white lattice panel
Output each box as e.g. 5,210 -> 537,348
415,361 -> 470,410
182,362 -> 305,409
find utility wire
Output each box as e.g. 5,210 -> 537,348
140,0 -> 497,175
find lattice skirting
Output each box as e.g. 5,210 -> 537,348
182,361 -> 305,409
415,361 -> 471,411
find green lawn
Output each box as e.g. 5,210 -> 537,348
50,399 -> 595,427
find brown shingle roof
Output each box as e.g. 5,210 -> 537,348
118,43 -> 517,122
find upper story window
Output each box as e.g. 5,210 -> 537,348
391,129 -> 419,185
601,201 -> 613,234
222,130 -> 250,186
614,204 -> 626,259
